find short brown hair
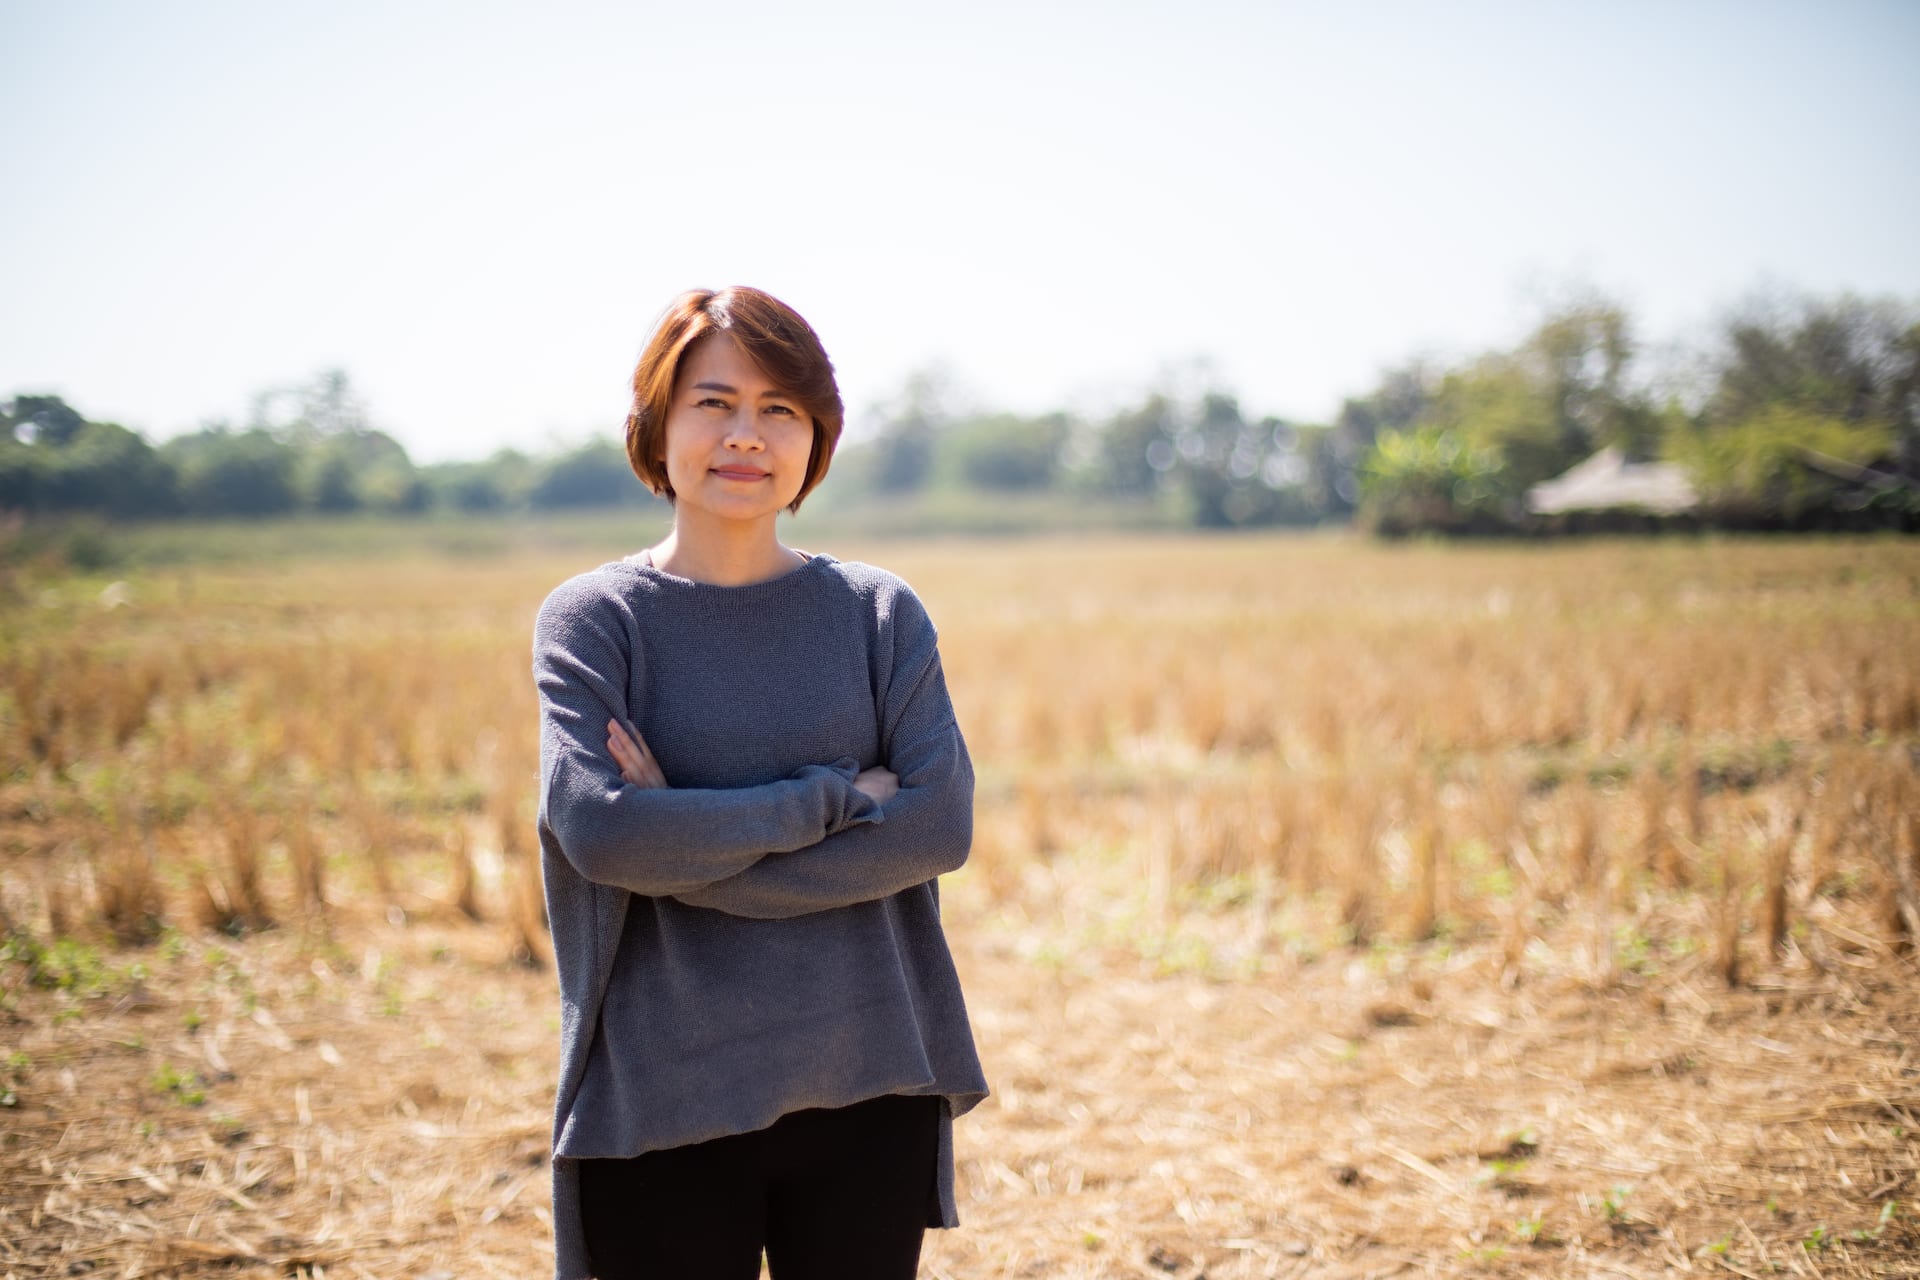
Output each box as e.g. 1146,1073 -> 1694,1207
624,287 -> 845,513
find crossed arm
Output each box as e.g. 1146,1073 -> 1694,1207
605,717 -> 901,808
534,581 -> 973,917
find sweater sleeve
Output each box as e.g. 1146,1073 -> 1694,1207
672,585 -> 973,919
533,576 -> 879,897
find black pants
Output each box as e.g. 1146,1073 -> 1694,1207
578,1093 -> 941,1280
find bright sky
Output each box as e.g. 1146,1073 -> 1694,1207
4,0 -> 1917,462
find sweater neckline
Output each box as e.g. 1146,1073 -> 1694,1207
608,548 -> 837,600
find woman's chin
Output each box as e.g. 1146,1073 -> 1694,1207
679,499 -> 789,528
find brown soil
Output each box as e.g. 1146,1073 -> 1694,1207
4,866 -> 1916,1280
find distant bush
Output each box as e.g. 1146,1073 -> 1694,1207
163,428 -> 299,517
527,441 -> 655,510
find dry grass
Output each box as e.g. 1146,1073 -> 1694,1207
2,531 -> 1917,1277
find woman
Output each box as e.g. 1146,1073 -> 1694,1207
532,286 -> 988,1280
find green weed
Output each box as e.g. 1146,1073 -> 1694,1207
1614,924 -> 1656,975
1480,1153 -> 1531,1190
151,1062 -> 207,1107
2,933 -> 109,994
1851,1200 -> 1899,1243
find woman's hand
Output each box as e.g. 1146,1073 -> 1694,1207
606,718 -> 667,789
852,767 -> 899,804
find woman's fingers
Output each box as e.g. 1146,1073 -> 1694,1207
625,722 -> 666,788
605,731 -> 640,785
602,725 -> 641,786
851,766 -> 900,803
606,718 -> 665,788
609,717 -> 656,763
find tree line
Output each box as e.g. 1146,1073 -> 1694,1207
6,289 -> 1917,533
836,289 -> 1917,534
0,371 -> 658,520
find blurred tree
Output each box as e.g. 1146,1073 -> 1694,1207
1666,405 -> 1896,525
1358,424 -> 1506,536
7,395 -> 87,448
528,440 -> 651,509
357,458 -> 430,513
299,446 -> 360,512
866,370 -> 955,494
1704,293 -> 1919,472
250,367 -> 370,444
0,399 -> 181,516
480,447 -> 537,508
163,426 -> 300,516
1519,298 -> 1642,458
421,453 -> 526,512
1351,297 -> 1663,533
1422,356 -> 1559,500
294,426 -> 423,513
1056,387 -> 1337,526
1333,362 -> 1438,512
1086,394 -> 1178,497
1169,392 -> 1245,528
45,420 -> 179,516
1165,394 -> 1328,527
1264,421 -> 1343,523
236,369 -> 426,513
941,412 -> 1070,490
0,436 -> 49,511
298,368 -> 370,437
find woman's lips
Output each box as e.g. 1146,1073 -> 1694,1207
711,466 -> 770,481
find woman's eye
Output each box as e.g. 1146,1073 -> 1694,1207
766,404 -> 797,417
696,397 -> 727,409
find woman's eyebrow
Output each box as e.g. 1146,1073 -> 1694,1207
691,380 -> 794,399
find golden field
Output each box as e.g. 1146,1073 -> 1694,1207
1,530 -> 1916,1277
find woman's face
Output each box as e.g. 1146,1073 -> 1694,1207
659,334 -> 814,526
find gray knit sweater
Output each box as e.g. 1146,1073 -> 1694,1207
532,552 -> 988,1280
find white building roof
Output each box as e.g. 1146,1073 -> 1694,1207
1527,446 -> 1698,515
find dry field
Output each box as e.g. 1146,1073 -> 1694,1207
1,530 -> 1917,1278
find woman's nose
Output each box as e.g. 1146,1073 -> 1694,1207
722,413 -> 765,449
